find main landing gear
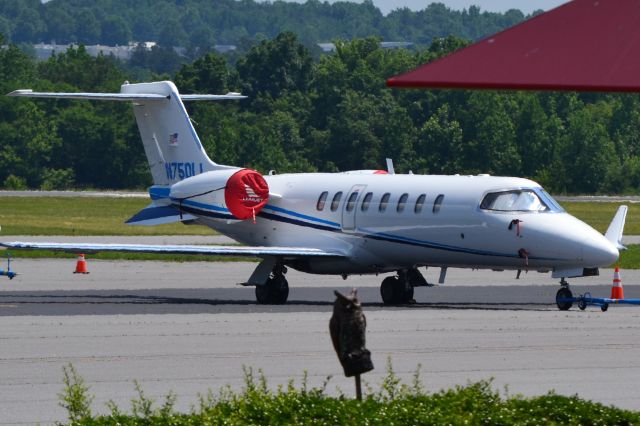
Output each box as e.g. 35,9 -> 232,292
255,264 -> 289,305
380,268 -> 428,305
555,278 -> 573,311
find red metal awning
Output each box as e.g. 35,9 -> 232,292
387,0 -> 640,92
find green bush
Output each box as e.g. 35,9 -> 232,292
40,168 -> 76,190
58,362 -> 640,425
2,174 -> 27,190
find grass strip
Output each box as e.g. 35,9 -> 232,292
0,197 -> 214,236
0,197 -> 638,235
562,201 -> 640,234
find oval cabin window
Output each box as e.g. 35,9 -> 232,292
331,192 -> 343,211
361,192 -> 373,211
379,193 -> 390,212
415,194 -> 426,213
316,191 -> 328,211
433,194 -> 444,213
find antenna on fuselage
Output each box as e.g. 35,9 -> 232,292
385,158 -> 395,175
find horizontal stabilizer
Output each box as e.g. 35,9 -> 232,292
125,204 -> 195,226
7,90 -> 246,102
0,242 -> 345,259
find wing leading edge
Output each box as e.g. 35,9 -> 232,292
0,242 -> 345,258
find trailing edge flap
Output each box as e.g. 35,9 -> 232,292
0,242 -> 346,258
126,204 -> 196,226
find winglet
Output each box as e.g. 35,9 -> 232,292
604,205 -> 628,250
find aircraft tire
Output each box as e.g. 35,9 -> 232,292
380,276 -> 400,304
556,287 -> 573,311
255,275 -> 289,304
403,284 -> 414,303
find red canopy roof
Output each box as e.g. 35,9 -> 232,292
387,0 -> 640,92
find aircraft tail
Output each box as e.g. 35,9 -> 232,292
8,81 -> 244,186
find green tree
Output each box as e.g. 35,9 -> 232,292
175,53 -> 230,94
415,104 -> 464,174
38,45 -> 126,91
0,101 -> 61,187
75,9 -> 101,45
236,32 -> 312,99
101,15 -> 131,46
458,92 -> 521,175
551,102 -> 615,193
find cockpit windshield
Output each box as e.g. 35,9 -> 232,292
480,189 -> 564,213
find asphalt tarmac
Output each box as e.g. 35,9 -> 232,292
1,259 -> 640,425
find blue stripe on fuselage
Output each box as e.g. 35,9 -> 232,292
167,199 -> 547,260
263,204 -> 340,228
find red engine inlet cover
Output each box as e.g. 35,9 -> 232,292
225,169 -> 269,220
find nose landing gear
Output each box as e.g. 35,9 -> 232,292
556,278 -> 573,311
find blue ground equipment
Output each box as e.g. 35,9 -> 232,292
0,254 -> 17,279
571,292 -> 640,312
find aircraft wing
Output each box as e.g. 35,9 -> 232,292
0,242 -> 345,258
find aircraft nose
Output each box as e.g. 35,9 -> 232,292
581,234 -> 619,267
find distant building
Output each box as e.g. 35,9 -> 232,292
317,41 -> 414,52
31,42 -> 237,60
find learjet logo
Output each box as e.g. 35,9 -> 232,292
244,184 -> 263,203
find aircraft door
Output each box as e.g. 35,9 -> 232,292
342,184 -> 367,232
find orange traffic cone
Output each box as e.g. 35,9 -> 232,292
610,266 -> 624,299
73,254 -> 89,274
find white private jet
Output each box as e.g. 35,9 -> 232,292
1,81 -> 627,309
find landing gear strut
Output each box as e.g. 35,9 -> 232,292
380,269 -> 425,305
255,264 -> 289,305
555,279 -> 573,311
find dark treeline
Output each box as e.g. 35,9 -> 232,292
1,32 -> 639,194
0,0 -> 529,49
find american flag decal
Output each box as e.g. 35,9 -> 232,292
168,133 -> 178,146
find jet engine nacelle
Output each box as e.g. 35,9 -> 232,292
170,168 -> 269,220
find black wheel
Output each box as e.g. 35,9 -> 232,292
402,282 -> 414,303
578,299 -> 587,311
255,275 -> 289,304
381,276 -> 400,304
270,275 -> 289,304
601,303 -> 609,312
381,276 -> 414,304
255,283 -> 270,304
556,287 -> 573,311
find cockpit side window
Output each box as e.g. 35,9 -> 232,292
537,189 -> 565,212
480,189 -> 549,212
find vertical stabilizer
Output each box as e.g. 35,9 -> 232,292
121,81 -> 232,185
